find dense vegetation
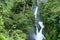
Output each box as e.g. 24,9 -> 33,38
0,0 -> 35,40
40,0 -> 60,40
0,0 -> 60,40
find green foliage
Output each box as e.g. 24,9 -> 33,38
40,0 -> 60,40
0,34 -> 6,40
11,30 -> 27,40
0,0 -> 34,40
0,16 -> 4,30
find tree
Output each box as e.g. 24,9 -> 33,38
40,0 -> 60,40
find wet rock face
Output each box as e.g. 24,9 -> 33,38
37,0 -> 48,5
27,34 -> 35,40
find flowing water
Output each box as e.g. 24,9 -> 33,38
33,0 -> 48,40
34,6 -> 45,40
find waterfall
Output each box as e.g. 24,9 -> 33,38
34,6 -> 45,40
35,21 -> 45,40
33,0 -> 48,40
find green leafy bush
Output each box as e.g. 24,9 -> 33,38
0,16 -> 4,30
0,0 -> 34,40
0,34 -> 6,40
40,0 -> 60,40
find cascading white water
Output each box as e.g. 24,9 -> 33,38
35,21 -> 45,40
33,0 -> 48,40
34,5 -> 45,40
32,0 -> 48,40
